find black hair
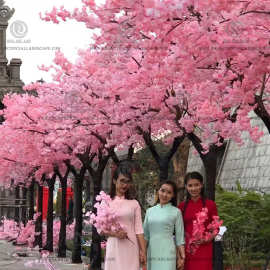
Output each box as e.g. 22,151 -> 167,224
183,171 -> 206,216
156,180 -> 178,207
109,161 -> 134,200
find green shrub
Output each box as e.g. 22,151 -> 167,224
216,184 -> 270,269
66,237 -> 106,260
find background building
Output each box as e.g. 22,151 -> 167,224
0,0 -> 25,221
187,114 -> 270,193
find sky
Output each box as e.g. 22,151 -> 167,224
5,0 -> 94,84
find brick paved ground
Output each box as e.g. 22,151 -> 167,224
0,240 -> 93,270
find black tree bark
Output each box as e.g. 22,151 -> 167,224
87,146 -> 134,270
65,161 -> 87,264
72,173 -> 85,263
85,176 -> 91,203
89,178 -> 102,270
43,174 -> 56,252
87,156 -> 110,270
28,179 -> 35,221
187,133 -> 226,200
56,167 -> 70,258
0,188 -> 4,218
137,126 -> 185,182
254,95 -> 270,134
21,186 -> 27,225
14,186 -> 20,223
34,179 -> 44,249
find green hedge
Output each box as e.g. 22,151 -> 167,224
216,184 -> 270,269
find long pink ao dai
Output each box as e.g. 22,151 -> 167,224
104,196 -> 144,270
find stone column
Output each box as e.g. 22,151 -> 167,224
8,58 -> 23,85
0,1 -> 14,83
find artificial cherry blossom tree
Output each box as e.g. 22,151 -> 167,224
40,0 -> 270,201
0,2 -> 268,269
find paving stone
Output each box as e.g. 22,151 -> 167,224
0,240 -> 96,270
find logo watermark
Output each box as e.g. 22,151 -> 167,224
7,19 -> 61,51
10,20 -> 28,39
8,20 -> 30,44
5,46 -> 60,51
225,20 -> 244,37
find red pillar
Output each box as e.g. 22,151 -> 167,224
41,187 -> 73,221
58,187 -> 74,211
66,187 -> 74,209
42,186 -> 49,220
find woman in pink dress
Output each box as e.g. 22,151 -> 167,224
103,163 -> 146,270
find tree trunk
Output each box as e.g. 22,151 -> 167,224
28,180 -> 35,221
89,178 -> 102,270
58,178 -> 67,257
158,159 -> 170,181
14,186 -> 20,223
86,152 -> 111,270
71,146 -> 112,268
172,138 -> 190,202
203,158 -> 218,201
56,167 -> 70,258
21,187 -> 27,225
137,127 -> 185,183
254,94 -> 270,134
188,133 -> 226,201
64,160 -> 87,263
0,188 -> 3,219
44,176 -> 56,252
72,176 -> 84,263
34,182 -> 43,249
85,176 -> 91,203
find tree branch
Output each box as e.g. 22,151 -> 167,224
254,95 -> 270,134
241,10 -> 270,16
23,112 -> 37,124
187,132 -> 204,157
166,135 -> 186,161
64,160 -> 77,178
131,57 -> 142,68
166,20 -> 185,36
108,147 -> 120,165
91,132 -> 107,145
127,144 -> 134,160
260,73 -> 267,98
136,126 -> 160,164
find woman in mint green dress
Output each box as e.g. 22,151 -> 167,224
143,180 -> 185,270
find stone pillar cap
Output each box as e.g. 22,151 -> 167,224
10,58 -> 22,65
0,1 -> 15,23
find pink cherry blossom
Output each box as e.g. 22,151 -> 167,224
187,208 -> 223,254
89,191 -> 127,236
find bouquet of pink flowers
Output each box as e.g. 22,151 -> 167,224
88,191 -> 125,234
187,207 -> 223,254
88,191 -> 133,244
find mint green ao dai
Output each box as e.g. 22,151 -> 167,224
143,203 -> 185,270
